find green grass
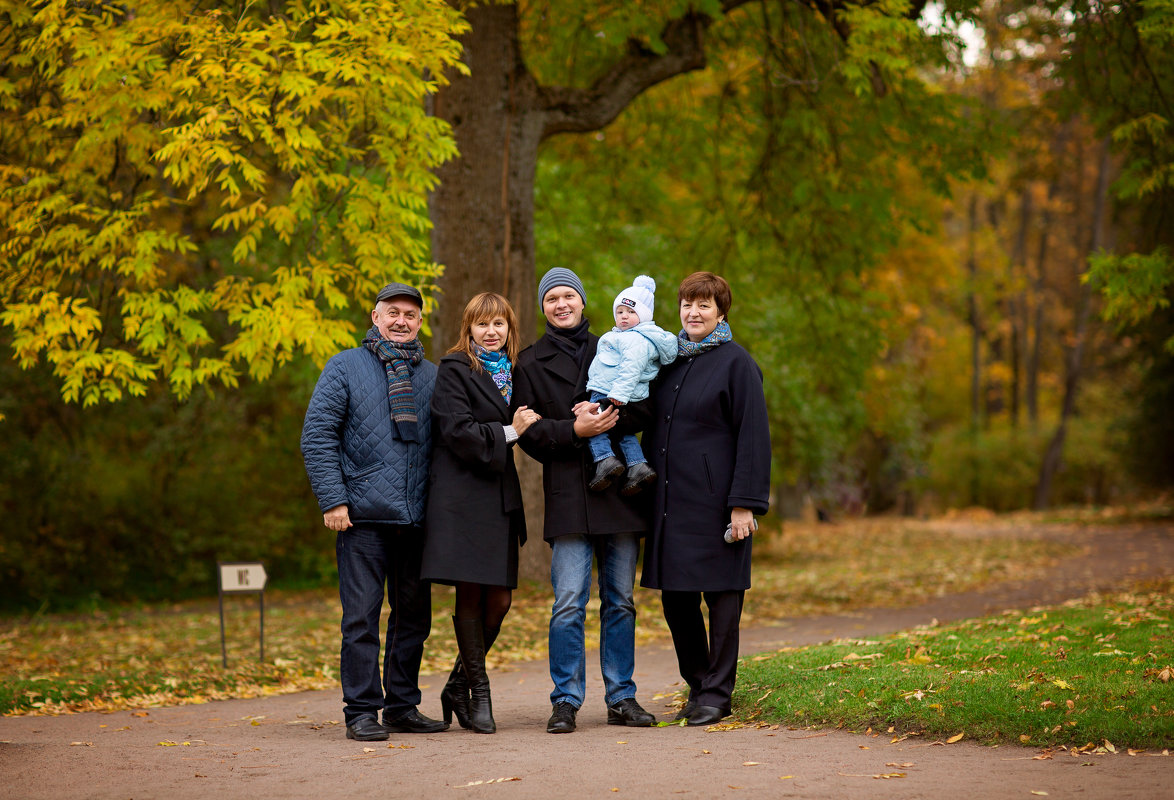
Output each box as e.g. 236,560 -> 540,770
734,580 -> 1174,750
0,515 -> 1077,716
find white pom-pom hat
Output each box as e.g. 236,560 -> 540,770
613,275 -> 656,325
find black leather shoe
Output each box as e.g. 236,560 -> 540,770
620,462 -> 657,496
384,708 -> 447,734
607,697 -> 656,727
546,701 -> 578,733
345,716 -> 390,741
686,704 -> 728,727
674,698 -> 697,721
588,456 -> 625,491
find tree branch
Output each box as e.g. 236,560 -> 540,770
537,1 -> 756,139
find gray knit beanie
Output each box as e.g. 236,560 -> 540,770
538,267 -> 586,308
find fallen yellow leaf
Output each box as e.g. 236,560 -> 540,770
742,761 -> 760,766
947,732 -> 964,744
1030,792 -> 1048,796
779,776 -> 794,780
1104,740 -> 1116,753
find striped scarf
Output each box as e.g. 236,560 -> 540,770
363,325 -> 425,442
473,343 -> 512,404
678,320 -> 733,357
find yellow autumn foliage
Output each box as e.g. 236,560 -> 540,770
0,0 -> 469,404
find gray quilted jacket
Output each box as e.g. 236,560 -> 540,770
300,346 -> 436,526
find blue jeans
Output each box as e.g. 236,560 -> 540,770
587,392 -> 647,465
336,524 -> 431,725
549,533 -> 640,708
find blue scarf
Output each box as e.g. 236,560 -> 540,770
678,320 -> 733,357
363,325 -> 425,442
473,343 -> 512,404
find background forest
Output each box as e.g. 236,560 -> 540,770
2,0 -> 1172,610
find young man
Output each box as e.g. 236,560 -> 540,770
301,282 -> 446,741
513,267 -> 657,733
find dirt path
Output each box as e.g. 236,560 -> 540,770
1,524 -> 1171,800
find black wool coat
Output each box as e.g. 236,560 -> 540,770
421,352 -> 525,588
514,332 -> 654,542
640,341 -> 771,592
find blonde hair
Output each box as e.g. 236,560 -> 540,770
447,292 -> 520,370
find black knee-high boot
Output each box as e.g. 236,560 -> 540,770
453,616 -> 495,734
441,621 -> 501,730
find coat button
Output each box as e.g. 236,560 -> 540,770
664,415 -> 671,422
659,448 -> 665,455
673,385 -> 679,392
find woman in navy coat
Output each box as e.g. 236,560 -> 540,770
641,272 -> 771,727
422,293 -> 540,734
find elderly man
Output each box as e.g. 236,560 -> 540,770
301,282 -> 445,741
513,267 -> 658,733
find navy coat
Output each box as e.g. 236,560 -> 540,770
641,341 -> 771,592
421,352 -> 526,588
514,331 -> 654,542
300,346 -> 435,526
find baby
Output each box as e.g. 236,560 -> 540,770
585,275 -> 678,495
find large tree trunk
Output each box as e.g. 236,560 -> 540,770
1034,138 -> 1112,509
430,4 -> 544,352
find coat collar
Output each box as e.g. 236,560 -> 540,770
535,332 -> 595,388
441,351 -> 510,415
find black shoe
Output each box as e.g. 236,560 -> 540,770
345,716 -> 390,741
546,701 -> 578,733
383,708 -> 447,734
440,656 -> 471,730
620,462 -> 657,496
607,697 -> 655,727
674,698 -> 697,721
588,456 -> 625,491
685,704 -> 728,727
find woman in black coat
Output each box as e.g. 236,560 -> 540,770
421,293 -> 540,734
641,271 -> 771,727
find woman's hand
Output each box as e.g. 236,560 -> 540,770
572,401 -> 619,437
511,405 -> 541,435
727,507 -> 755,541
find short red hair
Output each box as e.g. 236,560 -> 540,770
677,272 -> 732,318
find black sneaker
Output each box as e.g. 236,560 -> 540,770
620,462 -> 657,496
588,456 -> 625,491
546,701 -> 578,733
607,697 -> 655,727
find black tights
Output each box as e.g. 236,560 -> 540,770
454,582 -> 512,632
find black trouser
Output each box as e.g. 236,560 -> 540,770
336,524 -> 431,725
660,589 -> 745,712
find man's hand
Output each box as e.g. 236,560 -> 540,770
572,401 -> 619,438
324,504 -> 352,531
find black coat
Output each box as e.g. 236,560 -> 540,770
421,352 -> 525,588
514,332 -> 654,542
641,341 -> 771,592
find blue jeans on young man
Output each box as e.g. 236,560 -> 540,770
549,532 -> 640,709
587,392 -> 647,465
336,523 -> 431,725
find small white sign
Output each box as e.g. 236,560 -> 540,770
219,562 -> 267,593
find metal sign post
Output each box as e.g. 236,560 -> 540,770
217,561 -> 268,668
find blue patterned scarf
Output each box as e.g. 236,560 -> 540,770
474,343 -> 512,404
678,320 -> 733,357
363,325 -> 425,442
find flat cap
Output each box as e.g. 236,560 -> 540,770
375,282 -> 423,307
